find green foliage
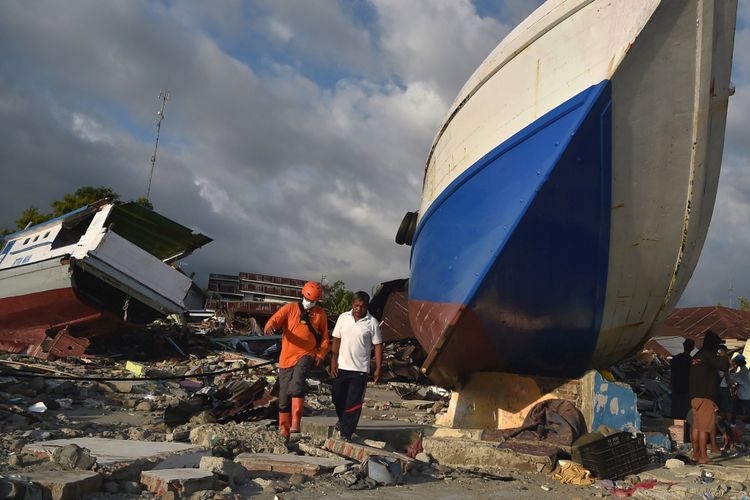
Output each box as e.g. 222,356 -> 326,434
3,186 -> 120,234
133,196 -> 154,210
738,296 -> 750,311
320,280 -> 354,315
50,186 -> 119,217
15,206 -> 48,230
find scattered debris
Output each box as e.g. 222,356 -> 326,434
0,320 -> 748,499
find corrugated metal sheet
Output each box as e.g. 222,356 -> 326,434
653,306 -> 750,340
370,279 -> 413,341
645,306 -> 750,355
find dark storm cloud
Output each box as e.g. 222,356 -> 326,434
0,0 -> 458,290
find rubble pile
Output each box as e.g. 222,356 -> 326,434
379,341 -> 428,382
610,350 -> 673,417
3,328 -> 750,499
0,341 -> 459,499
0,352 -> 278,463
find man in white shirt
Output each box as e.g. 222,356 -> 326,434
330,291 -> 383,442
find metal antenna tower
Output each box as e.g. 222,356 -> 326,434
146,89 -> 170,201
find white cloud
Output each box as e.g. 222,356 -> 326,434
373,0 -> 511,102
71,113 -> 112,144
267,18 -> 295,42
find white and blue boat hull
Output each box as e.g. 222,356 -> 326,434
407,0 -> 737,387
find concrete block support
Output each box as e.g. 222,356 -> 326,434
423,437 -> 555,472
436,370 -> 639,432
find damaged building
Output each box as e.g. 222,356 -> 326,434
0,200 -> 211,357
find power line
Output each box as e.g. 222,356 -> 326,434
0,359 -> 275,382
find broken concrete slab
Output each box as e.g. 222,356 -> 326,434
140,468 -> 217,497
324,438 -> 414,465
189,423 -> 288,454
23,437 -> 203,465
235,452 -> 350,476
152,451 -> 210,470
23,437 -> 206,481
428,427 -> 484,440
422,436 -> 555,472
302,416 -> 426,451
14,471 -> 102,500
296,441 -> 348,460
199,456 -> 252,484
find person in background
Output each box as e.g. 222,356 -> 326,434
718,344 -> 734,422
330,291 -> 383,442
265,281 -> 329,440
670,338 -> 695,419
731,354 -> 750,421
689,330 -> 729,464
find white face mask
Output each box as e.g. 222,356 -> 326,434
302,298 -> 316,310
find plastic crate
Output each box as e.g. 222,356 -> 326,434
578,432 -> 649,479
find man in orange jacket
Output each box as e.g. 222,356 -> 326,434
264,281 -> 329,439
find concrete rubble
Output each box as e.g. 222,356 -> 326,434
2,336 -> 750,499
140,468 -> 217,496
234,452 -> 348,476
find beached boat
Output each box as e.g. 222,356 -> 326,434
0,201 -> 211,354
402,0 -> 738,387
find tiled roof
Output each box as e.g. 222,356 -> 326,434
644,306 -> 750,355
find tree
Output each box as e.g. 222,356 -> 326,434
50,186 -> 119,217
320,280 -> 354,315
3,186 -> 120,234
133,196 -> 154,210
1,186 -> 157,239
738,296 -> 750,311
15,206 -> 48,230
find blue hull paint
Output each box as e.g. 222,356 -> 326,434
410,81 -> 612,379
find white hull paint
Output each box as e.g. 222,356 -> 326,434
417,0 -> 737,371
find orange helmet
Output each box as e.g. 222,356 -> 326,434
301,281 -> 323,301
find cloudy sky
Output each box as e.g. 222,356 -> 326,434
0,0 -> 747,307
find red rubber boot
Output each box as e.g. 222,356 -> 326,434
278,412 -> 291,440
290,397 -> 304,434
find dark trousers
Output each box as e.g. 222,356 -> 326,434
332,369 -> 368,439
672,393 -> 690,419
278,355 -> 314,412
